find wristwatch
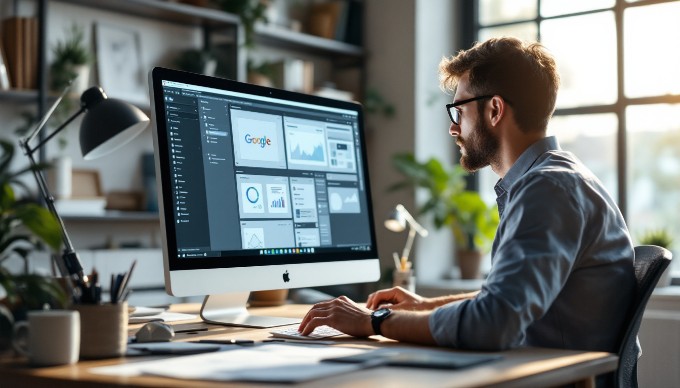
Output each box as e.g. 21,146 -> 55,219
371,308 -> 392,336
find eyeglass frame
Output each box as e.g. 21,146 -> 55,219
445,95 -> 495,125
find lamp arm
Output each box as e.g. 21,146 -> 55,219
24,82 -> 72,145
27,107 -> 85,155
19,99 -> 87,286
20,140 -> 84,284
396,204 -> 429,237
401,227 -> 417,262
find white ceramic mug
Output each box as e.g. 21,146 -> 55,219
13,310 -> 80,366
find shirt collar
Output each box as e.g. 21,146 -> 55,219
496,136 -> 561,193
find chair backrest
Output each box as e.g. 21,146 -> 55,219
616,245 -> 672,388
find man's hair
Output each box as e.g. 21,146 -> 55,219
439,37 -> 560,132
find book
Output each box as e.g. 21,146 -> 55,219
54,197 -> 107,215
24,17 -> 38,89
2,17 -> 24,89
0,42 -> 10,90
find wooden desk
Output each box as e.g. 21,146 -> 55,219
1,304 -> 617,387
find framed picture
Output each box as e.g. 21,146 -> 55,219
71,169 -> 103,198
94,23 -> 146,105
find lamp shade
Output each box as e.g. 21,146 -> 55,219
78,87 -> 149,160
384,204 -> 429,237
384,209 -> 407,232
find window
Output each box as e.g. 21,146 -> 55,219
473,0 -> 680,271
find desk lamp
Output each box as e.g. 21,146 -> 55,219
20,85 -> 149,287
384,204 -> 428,271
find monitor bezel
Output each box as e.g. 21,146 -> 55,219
149,67 -> 379,274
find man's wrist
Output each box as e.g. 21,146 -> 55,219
371,308 -> 392,336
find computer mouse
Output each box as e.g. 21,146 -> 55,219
135,321 -> 175,343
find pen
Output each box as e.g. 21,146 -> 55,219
111,273 -> 124,303
117,259 -> 137,303
393,252 -> 400,270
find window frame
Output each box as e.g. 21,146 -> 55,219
468,0 -> 680,219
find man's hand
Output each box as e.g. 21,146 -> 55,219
298,296 -> 373,337
366,286 -> 430,311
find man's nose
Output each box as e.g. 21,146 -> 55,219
449,122 -> 460,137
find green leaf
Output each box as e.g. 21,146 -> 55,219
390,152 -> 499,253
14,204 -> 62,252
0,183 -> 14,210
0,140 -> 15,177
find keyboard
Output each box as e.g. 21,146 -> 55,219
270,325 -> 344,340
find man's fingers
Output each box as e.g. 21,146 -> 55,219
300,304 -> 332,327
367,288 -> 399,309
299,315 -> 329,335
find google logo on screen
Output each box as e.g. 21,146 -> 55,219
244,134 -> 272,148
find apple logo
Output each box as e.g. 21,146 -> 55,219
283,270 -> 290,283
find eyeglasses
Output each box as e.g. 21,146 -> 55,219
446,95 -> 494,125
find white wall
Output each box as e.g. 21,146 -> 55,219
364,0 -> 460,286
364,0 -> 417,286
413,0 -> 459,282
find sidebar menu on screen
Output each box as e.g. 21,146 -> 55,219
164,89 -> 210,253
199,97 -> 242,252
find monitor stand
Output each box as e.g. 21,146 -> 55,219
199,292 -> 301,328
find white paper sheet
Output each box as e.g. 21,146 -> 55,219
91,344 -> 369,383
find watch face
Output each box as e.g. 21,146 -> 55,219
373,308 -> 390,318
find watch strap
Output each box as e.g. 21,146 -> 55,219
371,308 -> 392,336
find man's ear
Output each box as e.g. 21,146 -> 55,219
488,95 -> 506,127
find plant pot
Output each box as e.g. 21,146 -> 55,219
247,72 -> 273,87
70,65 -> 90,96
457,249 -> 483,279
249,289 -> 289,307
47,156 -> 72,199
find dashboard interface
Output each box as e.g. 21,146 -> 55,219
156,77 -> 375,266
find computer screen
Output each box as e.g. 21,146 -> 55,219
149,67 -> 380,327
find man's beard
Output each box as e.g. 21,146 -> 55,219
458,119 -> 499,172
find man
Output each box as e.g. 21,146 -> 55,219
299,37 -> 636,354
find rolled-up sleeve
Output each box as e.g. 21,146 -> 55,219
429,174 -> 585,350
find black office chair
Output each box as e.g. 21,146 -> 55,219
614,245 -> 672,388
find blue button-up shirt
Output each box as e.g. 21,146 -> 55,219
430,137 -> 636,352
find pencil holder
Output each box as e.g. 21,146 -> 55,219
72,302 -> 128,359
393,269 -> 416,293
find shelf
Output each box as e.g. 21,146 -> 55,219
54,0 -> 364,60
0,89 -> 40,103
62,210 -> 159,222
55,0 -> 240,28
254,23 -> 365,59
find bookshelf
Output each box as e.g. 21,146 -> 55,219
0,0 -> 366,224
1,0 -> 367,306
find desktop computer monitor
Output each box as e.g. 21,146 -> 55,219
148,67 -> 380,327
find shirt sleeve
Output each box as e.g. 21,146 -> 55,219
429,174 -> 585,350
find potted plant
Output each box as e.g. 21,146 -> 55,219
50,24 -> 92,95
391,153 -> 499,279
174,48 -> 218,76
639,228 -> 674,287
213,0 -> 269,48
0,139 -> 67,351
